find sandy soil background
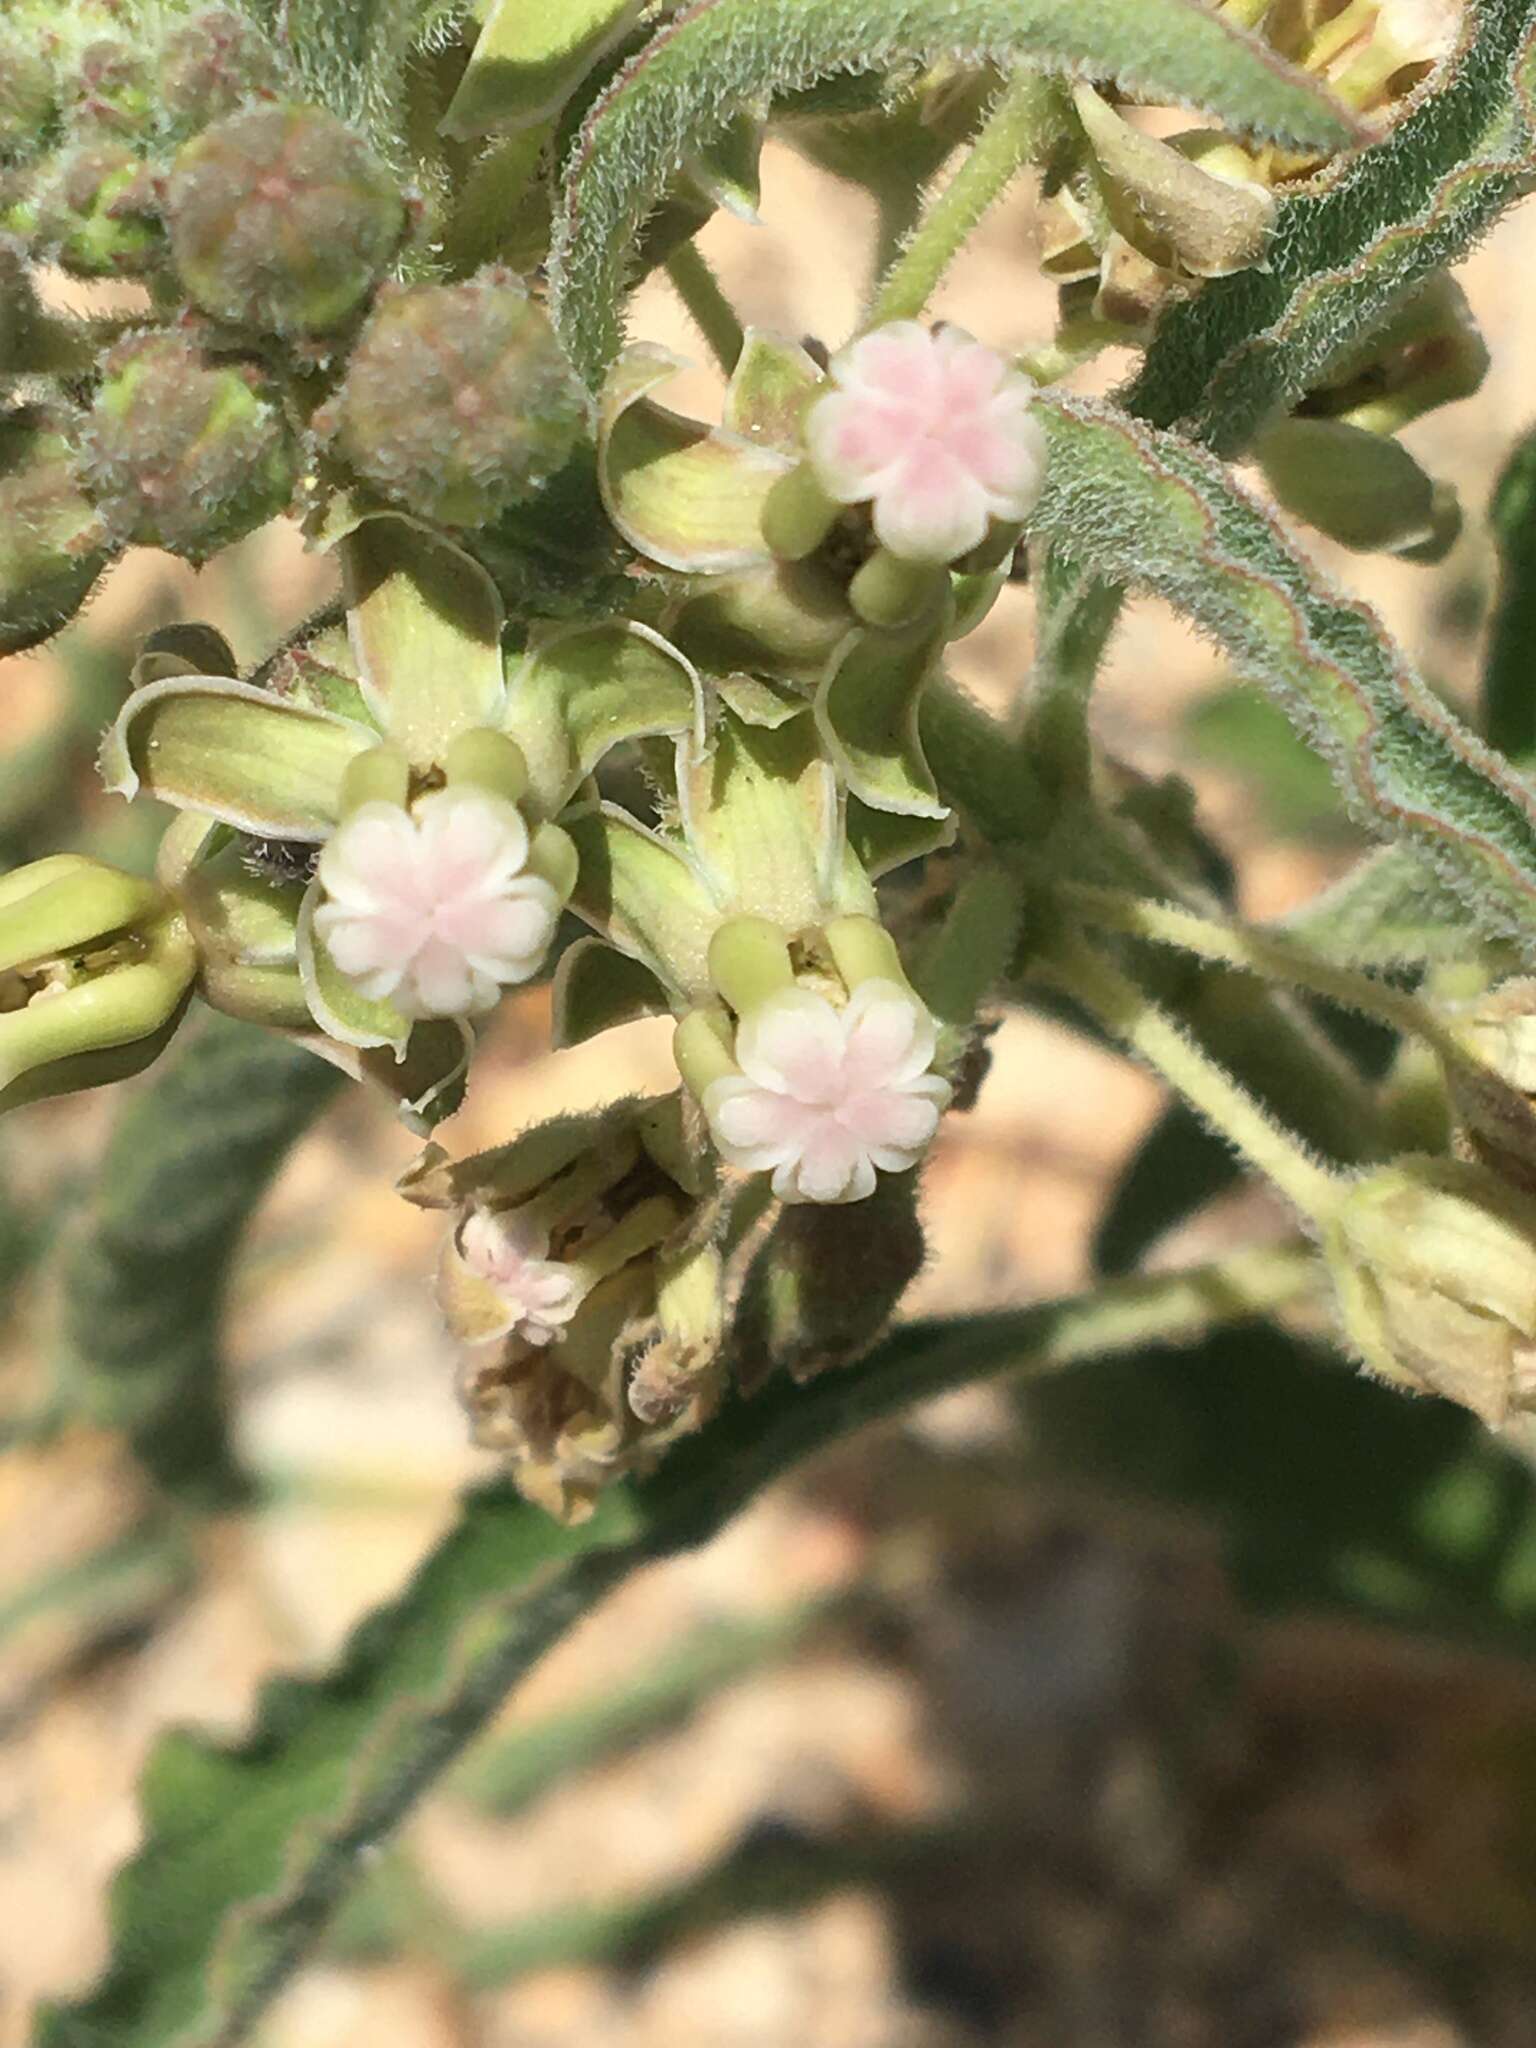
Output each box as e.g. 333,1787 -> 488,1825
5,126 -> 1536,2048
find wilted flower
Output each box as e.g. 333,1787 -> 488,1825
456,1205 -> 581,1346
1324,1154 -> 1536,1427
314,788 -> 562,1019
803,322 -> 1047,565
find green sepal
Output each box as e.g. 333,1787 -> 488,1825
564,804 -> 720,1003
670,557 -> 851,686
815,620 -> 949,820
552,934 -> 672,1047
130,622 -> 239,687
101,677 -> 377,839
720,328 -> 823,447
845,795 -> 956,881
442,0 -> 643,138
1256,416 -> 1451,557
598,344 -> 792,572
712,674 -> 810,729
196,959 -> 314,1033
302,1018 -> 474,1133
341,515 -> 508,770
296,878 -> 411,1054
506,618 -> 703,819
677,708 -> 855,932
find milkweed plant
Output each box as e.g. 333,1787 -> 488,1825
10,0 -> 1536,2036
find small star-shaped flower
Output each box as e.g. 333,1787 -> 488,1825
703,978 -> 952,1204
314,788 -> 559,1018
804,321 -> 1047,565
457,1206 -> 581,1346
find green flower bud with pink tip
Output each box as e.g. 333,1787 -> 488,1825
81,329 -> 296,561
161,9 -> 286,133
317,270 -> 589,527
40,140 -> 162,277
167,104 -> 406,335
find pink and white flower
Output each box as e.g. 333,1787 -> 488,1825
314,788 -> 560,1018
804,322 -> 1048,565
458,1206 -> 581,1346
703,978 -> 952,1204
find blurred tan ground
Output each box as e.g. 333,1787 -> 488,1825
4,136 -> 1536,2048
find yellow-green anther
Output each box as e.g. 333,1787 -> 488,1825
444,727 -> 530,803
848,549 -> 948,629
674,1005 -> 740,1098
821,913 -> 907,997
708,915 -> 795,1018
339,740 -> 411,816
0,855 -> 166,974
761,463 -> 840,562
525,820 -> 579,903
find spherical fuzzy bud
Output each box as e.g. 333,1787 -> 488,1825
320,272 -> 589,525
0,406 -> 110,655
161,10 -> 286,132
80,330 -> 296,561
167,104 -> 406,335
40,140 -> 162,277
0,37 -> 56,164
66,38 -> 153,135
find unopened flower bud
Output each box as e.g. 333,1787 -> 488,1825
1324,1155 -> 1536,1426
161,9 -> 286,132
80,330 -> 296,561
67,38 -> 153,135
0,405 -> 110,656
674,914 -> 953,1204
0,38 -> 55,163
167,104 -> 406,334
317,271 -> 588,526
1256,416 -> 1453,558
0,854 -> 196,1113
40,140 -> 161,277
734,1171 -> 926,1381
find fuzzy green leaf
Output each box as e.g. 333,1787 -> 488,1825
37,1244 -> 1314,2048
549,0 -> 1358,386
56,1012 -> 342,1506
1126,0 -> 1536,455
1032,395 -> 1536,965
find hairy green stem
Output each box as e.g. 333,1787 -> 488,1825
1064,882 -> 1460,1062
868,70 -> 1061,327
1040,932 -> 1343,1221
663,239 -> 746,373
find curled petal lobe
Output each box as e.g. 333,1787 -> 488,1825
805,324 -> 1047,565
314,790 -> 560,1020
459,1207 -> 581,1347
